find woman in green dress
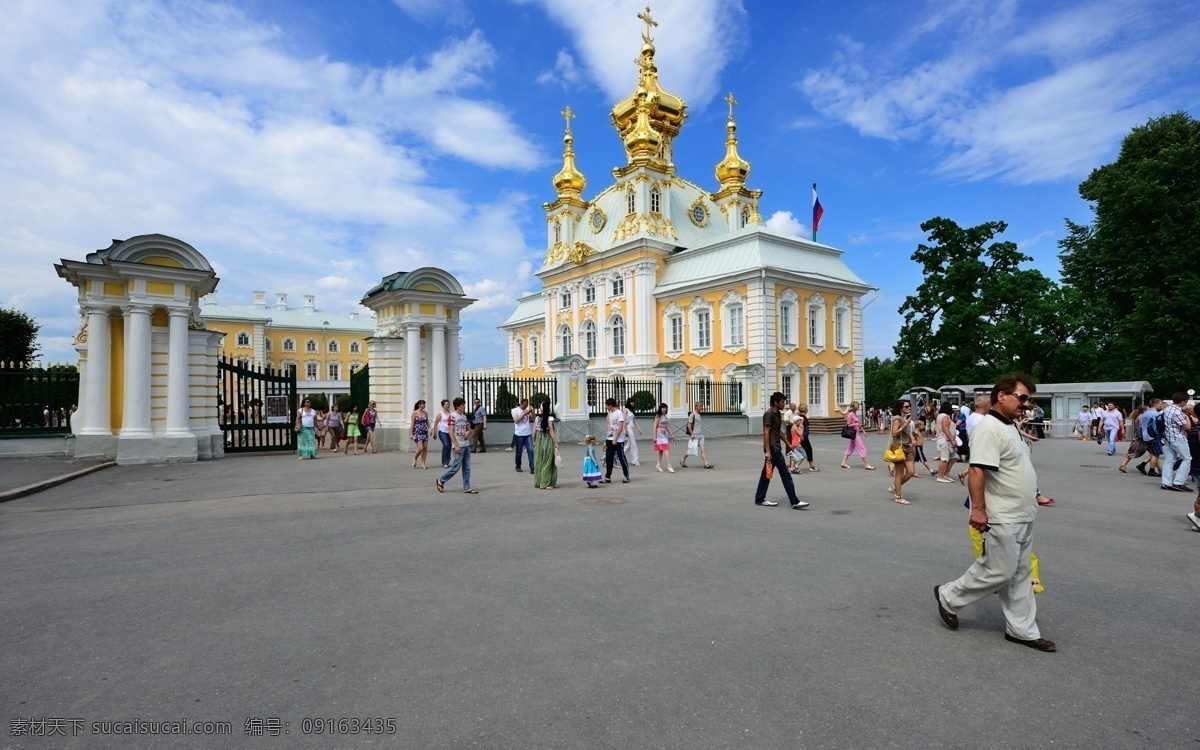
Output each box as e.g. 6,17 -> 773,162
532,400 -> 559,489
295,398 -> 318,459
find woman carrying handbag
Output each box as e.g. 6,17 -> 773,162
839,402 -> 875,470
886,400 -> 916,504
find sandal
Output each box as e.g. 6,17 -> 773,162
1036,495 -> 1055,506
839,464 -> 849,469
809,467 -> 820,472
894,497 -> 911,505
704,464 -> 714,469
1118,467 -> 1128,473
464,489 -> 478,494
864,465 -> 876,471
435,479 -> 444,493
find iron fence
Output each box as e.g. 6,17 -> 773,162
0,362 -> 79,437
686,379 -> 743,415
586,378 -> 663,417
460,375 -> 558,421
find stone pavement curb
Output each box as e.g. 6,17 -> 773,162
0,460 -> 117,503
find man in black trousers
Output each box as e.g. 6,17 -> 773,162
755,391 -> 809,509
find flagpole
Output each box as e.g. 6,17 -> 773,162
812,183 -> 817,242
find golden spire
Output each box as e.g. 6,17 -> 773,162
610,5 -> 686,169
552,105 -> 586,197
715,91 -> 750,187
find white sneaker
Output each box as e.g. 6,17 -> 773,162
1188,512 -> 1200,532
935,477 -> 954,483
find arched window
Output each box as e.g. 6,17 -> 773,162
328,339 -> 339,354
530,334 -> 539,365
235,331 -> 250,347
626,187 -> 636,216
611,275 -> 624,297
581,320 -> 597,359
583,283 -> 595,304
305,338 -> 317,353
650,187 -> 661,214
558,325 -> 573,357
554,220 -> 562,244
609,315 -> 626,357
349,340 -> 361,354
515,338 -> 524,368
740,206 -> 750,228
282,338 -> 295,353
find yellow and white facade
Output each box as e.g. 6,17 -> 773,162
200,292 -> 374,403
57,234 -> 223,463
502,12 -> 872,417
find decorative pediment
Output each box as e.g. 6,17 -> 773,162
663,301 -> 683,316
807,292 -> 826,308
688,295 -> 712,313
834,295 -> 852,309
779,287 -> 799,304
720,289 -> 744,306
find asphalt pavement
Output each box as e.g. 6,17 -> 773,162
1,432 -> 1197,749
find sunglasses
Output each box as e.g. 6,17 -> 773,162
1005,392 -> 1031,404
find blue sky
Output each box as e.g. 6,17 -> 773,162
3,0 -> 1198,368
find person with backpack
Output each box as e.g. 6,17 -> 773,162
680,402 -> 713,469
1141,398 -> 1165,477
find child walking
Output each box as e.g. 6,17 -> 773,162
582,435 -> 603,488
912,420 -> 935,476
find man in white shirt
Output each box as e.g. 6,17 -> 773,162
602,397 -> 630,483
935,374 -> 1055,652
511,398 -> 534,473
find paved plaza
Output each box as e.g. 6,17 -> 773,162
2,432 -> 1197,749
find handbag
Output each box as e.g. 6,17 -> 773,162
883,444 -> 906,463
554,450 -> 564,469
840,425 -> 858,440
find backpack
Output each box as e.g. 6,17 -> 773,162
685,414 -> 694,436
1146,411 -> 1164,440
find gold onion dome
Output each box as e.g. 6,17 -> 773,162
552,106 -> 586,197
715,92 -> 750,186
610,7 -> 686,163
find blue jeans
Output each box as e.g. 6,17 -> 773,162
438,431 -> 452,466
755,447 -> 801,505
1160,437 -> 1191,487
513,434 -> 534,471
1105,426 -> 1118,454
439,445 -> 471,490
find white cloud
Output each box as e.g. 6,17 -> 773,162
537,49 -> 586,89
798,0 -> 1200,184
518,0 -> 749,110
765,210 -> 806,238
0,0 -> 547,366
1016,230 -> 1055,251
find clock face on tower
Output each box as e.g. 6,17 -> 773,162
590,209 -> 606,233
689,201 -> 708,227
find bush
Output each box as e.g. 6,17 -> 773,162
336,395 -> 354,414
494,383 -> 518,412
307,394 -> 329,412
630,390 -> 657,413
530,392 -> 552,411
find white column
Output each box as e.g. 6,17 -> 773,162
445,323 -> 461,400
634,264 -> 655,367
121,302 -> 154,438
430,322 -> 446,404
81,309 -> 112,435
404,323 -> 421,410
164,307 -> 192,437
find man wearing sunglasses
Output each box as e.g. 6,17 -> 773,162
935,374 -> 1055,652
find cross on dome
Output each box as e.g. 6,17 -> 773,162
637,5 -> 658,44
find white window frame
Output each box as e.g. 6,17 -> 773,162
669,315 -> 683,353
584,284 -> 595,304
306,361 -> 318,381
806,293 -> 827,353
554,220 -> 562,245
696,310 -> 712,350
265,337 -> 273,352
581,319 -> 597,360
611,275 -> 624,297
558,324 -> 573,357
778,289 -> 800,351
626,187 -> 636,216
740,206 -> 749,228
560,290 -> 572,308
282,338 -> 295,353
328,339 -> 339,354
235,331 -> 250,347
305,338 -> 318,354
650,186 -> 661,214
328,361 -> 341,381
836,373 -> 847,405
721,291 -> 746,351
834,296 -> 853,353
349,340 -> 361,354
609,315 -> 626,357
514,338 -> 524,369
530,333 -> 539,366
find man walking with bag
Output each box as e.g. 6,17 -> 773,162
934,374 -> 1055,652
755,392 -> 809,509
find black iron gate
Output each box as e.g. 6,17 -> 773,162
350,364 -> 369,411
218,356 -> 297,453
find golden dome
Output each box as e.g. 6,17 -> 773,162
552,106 -> 586,197
715,92 -> 750,187
610,7 -> 686,165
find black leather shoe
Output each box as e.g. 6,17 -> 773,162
1004,633 -> 1056,651
934,585 -> 958,630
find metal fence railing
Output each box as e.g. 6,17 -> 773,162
686,379 -> 742,415
0,362 -> 80,437
461,375 -> 558,421
586,378 -> 662,417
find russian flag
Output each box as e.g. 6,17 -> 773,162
812,183 -> 824,233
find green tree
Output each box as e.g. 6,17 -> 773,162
864,356 -> 911,407
1059,111 -> 1200,395
896,218 -> 1070,387
0,307 -> 41,364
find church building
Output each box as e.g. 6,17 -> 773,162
501,9 -> 873,417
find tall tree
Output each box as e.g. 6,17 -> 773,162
864,356 -> 911,407
1059,111 -> 1200,395
896,218 -> 1069,387
0,307 -> 41,364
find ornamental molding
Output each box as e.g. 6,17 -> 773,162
632,260 -> 657,275
834,295 -> 852,309
582,308 -> 595,322
663,301 -> 683,316
809,363 -> 829,375
688,295 -> 713,313
567,242 -> 596,266
544,242 -> 569,264
611,213 -> 678,242
778,287 -> 799,304
720,289 -> 744,306
806,292 -> 826,308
